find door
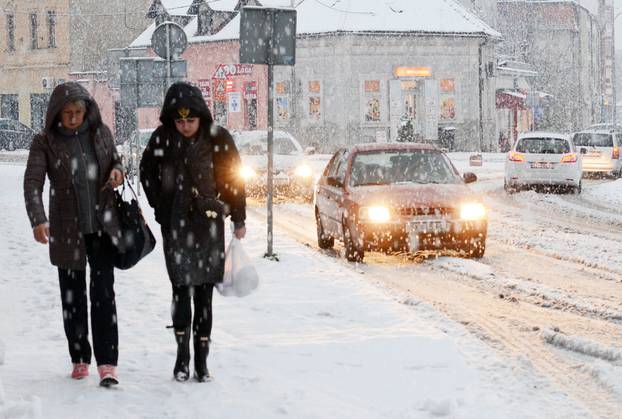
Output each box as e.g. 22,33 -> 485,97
316,150 -> 345,235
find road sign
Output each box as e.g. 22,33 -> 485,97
151,21 -> 188,60
240,7 -> 296,66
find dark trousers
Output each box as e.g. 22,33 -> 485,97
58,233 -> 118,366
171,284 -> 214,339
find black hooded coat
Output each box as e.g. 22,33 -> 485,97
23,82 -> 124,270
140,82 -> 246,286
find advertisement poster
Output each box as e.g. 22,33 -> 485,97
228,92 -> 241,113
365,97 -> 381,122
309,97 -> 321,120
276,96 -> 289,122
440,96 -> 456,120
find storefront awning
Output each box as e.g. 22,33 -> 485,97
496,90 -> 526,109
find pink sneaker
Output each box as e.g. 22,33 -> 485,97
97,364 -> 119,387
71,363 -> 89,380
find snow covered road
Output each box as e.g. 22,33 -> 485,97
0,161 -> 602,418
251,164 -> 622,418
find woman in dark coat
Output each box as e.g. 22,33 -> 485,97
140,82 -> 246,382
23,82 -> 124,387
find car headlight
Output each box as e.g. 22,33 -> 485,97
360,206 -> 391,223
294,164 -> 313,178
460,202 -> 486,220
240,165 -> 257,180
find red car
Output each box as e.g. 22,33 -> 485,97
314,143 -> 488,262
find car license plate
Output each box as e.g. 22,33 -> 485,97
408,219 -> 449,234
530,162 -> 554,169
588,151 -> 602,157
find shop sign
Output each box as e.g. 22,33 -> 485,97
228,92 -> 242,113
225,79 -> 236,93
244,81 -> 258,99
212,79 -> 227,101
213,64 -> 254,80
198,79 -> 211,101
394,67 -> 432,78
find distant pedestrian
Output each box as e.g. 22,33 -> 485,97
140,82 -> 246,382
23,82 -> 124,387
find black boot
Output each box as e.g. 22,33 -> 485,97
173,328 -> 191,382
194,335 -> 212,382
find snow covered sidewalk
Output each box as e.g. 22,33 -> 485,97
0,164 -> 585,418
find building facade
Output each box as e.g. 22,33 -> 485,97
497,1 -> 602,132
125,0 -> 500,151
0,0 -> 150,132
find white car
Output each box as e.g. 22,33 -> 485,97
572,130 -> 622,178
232,130 -> 316,200
504,132 -> 582,194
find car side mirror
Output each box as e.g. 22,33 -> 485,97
463,172 -> 478,184
579,148 -> 587,155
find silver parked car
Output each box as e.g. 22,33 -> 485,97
572,130 -> 622,178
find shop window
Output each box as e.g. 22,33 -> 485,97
363,79 -> 382,122
440,79 -> 456,121
47,11 -> 56,48
6,14 -> 15,52
30,13 -> 38,50
308,80 -> 321,121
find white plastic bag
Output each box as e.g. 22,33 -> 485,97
217,238 -> 259,297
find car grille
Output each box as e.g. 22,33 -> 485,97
398,207 -> 456,217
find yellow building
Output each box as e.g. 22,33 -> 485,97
0,0 -> 150,132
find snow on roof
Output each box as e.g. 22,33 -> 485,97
131,0 -> 500,48
161,0 -> 193,15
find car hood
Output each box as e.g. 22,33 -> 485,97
348,183 -> 482,209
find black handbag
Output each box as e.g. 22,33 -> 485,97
113,180 -> 156,270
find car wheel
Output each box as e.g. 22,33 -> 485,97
503,181 -> 515,194
466,236 -> 486,259
573,181 -> 582,194
315,209 -> 334,250
342,218 -> 364,262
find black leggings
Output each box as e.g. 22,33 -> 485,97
58,233 -> 118,366
171,284 -> 214,339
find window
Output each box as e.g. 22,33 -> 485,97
30,13 -> 38,49
439,79 -> 456,121
516,138 -> 571,154
6,14 -> 15,51
363,80 -> 382,122
0,94 -> 19,120
47,11 -> 56,48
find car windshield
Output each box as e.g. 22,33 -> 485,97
573,133 -> 613,147
515,138 -> 570,154
350,150 -> 460,186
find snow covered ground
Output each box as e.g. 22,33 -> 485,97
0,160 -> 594,418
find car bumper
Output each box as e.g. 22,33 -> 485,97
581,160 -> 620,173
506,163 -> 581,186
359,219 -> 487,252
